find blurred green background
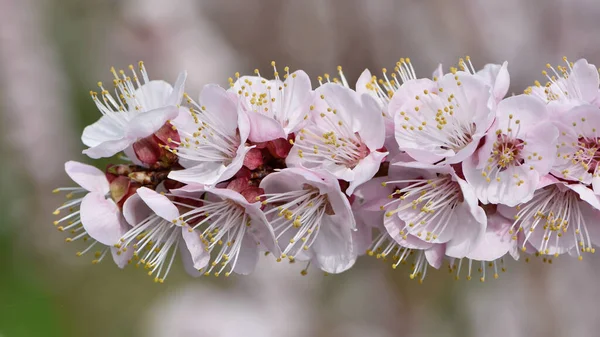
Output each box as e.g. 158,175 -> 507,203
3,1 -> 600,336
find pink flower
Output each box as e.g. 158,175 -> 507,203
389,71 -> 494,164
118,187 -> 209,282
53,161 -> 131,268
167,84 -> 253,186
528,58 -> 599,105
230,63 -> 313,142
382,161 -> 487,258
352,176 -> 445,282
354,59 -> 434,156
82,63 -> 186,159
498,177 -> 600,258
463,95 -> 559,206
552,104 -> 600,193
172,184 -> 280,277
286,83 -> 388,195
259,168 -> 356,273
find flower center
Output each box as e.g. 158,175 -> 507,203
263,187 -> 332,260
575,136 -> 600,175
383,175 -> 462,242
511,185 -> 595,257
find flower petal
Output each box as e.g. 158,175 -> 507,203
136,187 -> 180,221
346,151 -> 387,196
80,192 -> 128,245
64,161 -> 109,194
166,71 -> 187,106
181,225 -> 210,271
82,137 -> 132,159
81,115 -> 125,147
311,216 -> 356,274
126,106 -> 179,139
232,234 -> 260,275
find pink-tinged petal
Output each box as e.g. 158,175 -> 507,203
282,70 -> 313,134
521,122 -> 559,174
125,106 -> 179,139
496,94 -> 549,135
357,94 -> 386,150
462,155 -> 491,204
593,177 -> 600,195
122,193 -> 151,226
200,84 -> 239,136
260,167 -> 333,195
352,176 -> 394,211
445,135 -> 482,164
327,189 -> 356,230
476,62 -> 509,102
353,214 -> 374,255
232,234 -> 260,275
388,78 -> 437,117
311,216 -> 356,274
567,184 -> 600,210
133,80 -> 174,110
486,167 -> 538,207
136,187 -> 180,221
82,137 -> 132,159
181,225 -> 210,271
166,71 -> 187,106
346,151 -> 387,196
356,69 -> 373,96
179,239 -> 203,277
316,83 -> 360,132
572,59 -> 600,103
64,161 -> 109,194
110,246 -> 133,269
424,244 -> 445,269
80,192 -> 128,245
245,111 -> 287,142
172,183 -> 205,193
81,115 -> 125,147
445,202 -> 486,258
466,213 -> 514,261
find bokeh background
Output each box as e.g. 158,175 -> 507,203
2,0 -> 600,336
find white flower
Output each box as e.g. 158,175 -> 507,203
260,168 -> 356,274
82,62 -> 186,159
463,95 -> 558,206
552,104 -> 600,193
167,84 -> 252,186
526,58 -> 599,105
172,184 -> 279,277
499,177 -> 600,258
53,161 -> 131,267
382,161 -> 487,258
230,62 -> 313,142
118,187 -> 209,282
390,70 -> 495,164
286,83 -> 388,195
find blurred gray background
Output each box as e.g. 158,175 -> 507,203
2,0 -> 600,336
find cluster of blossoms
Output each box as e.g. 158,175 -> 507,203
53,57 -> 600,283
